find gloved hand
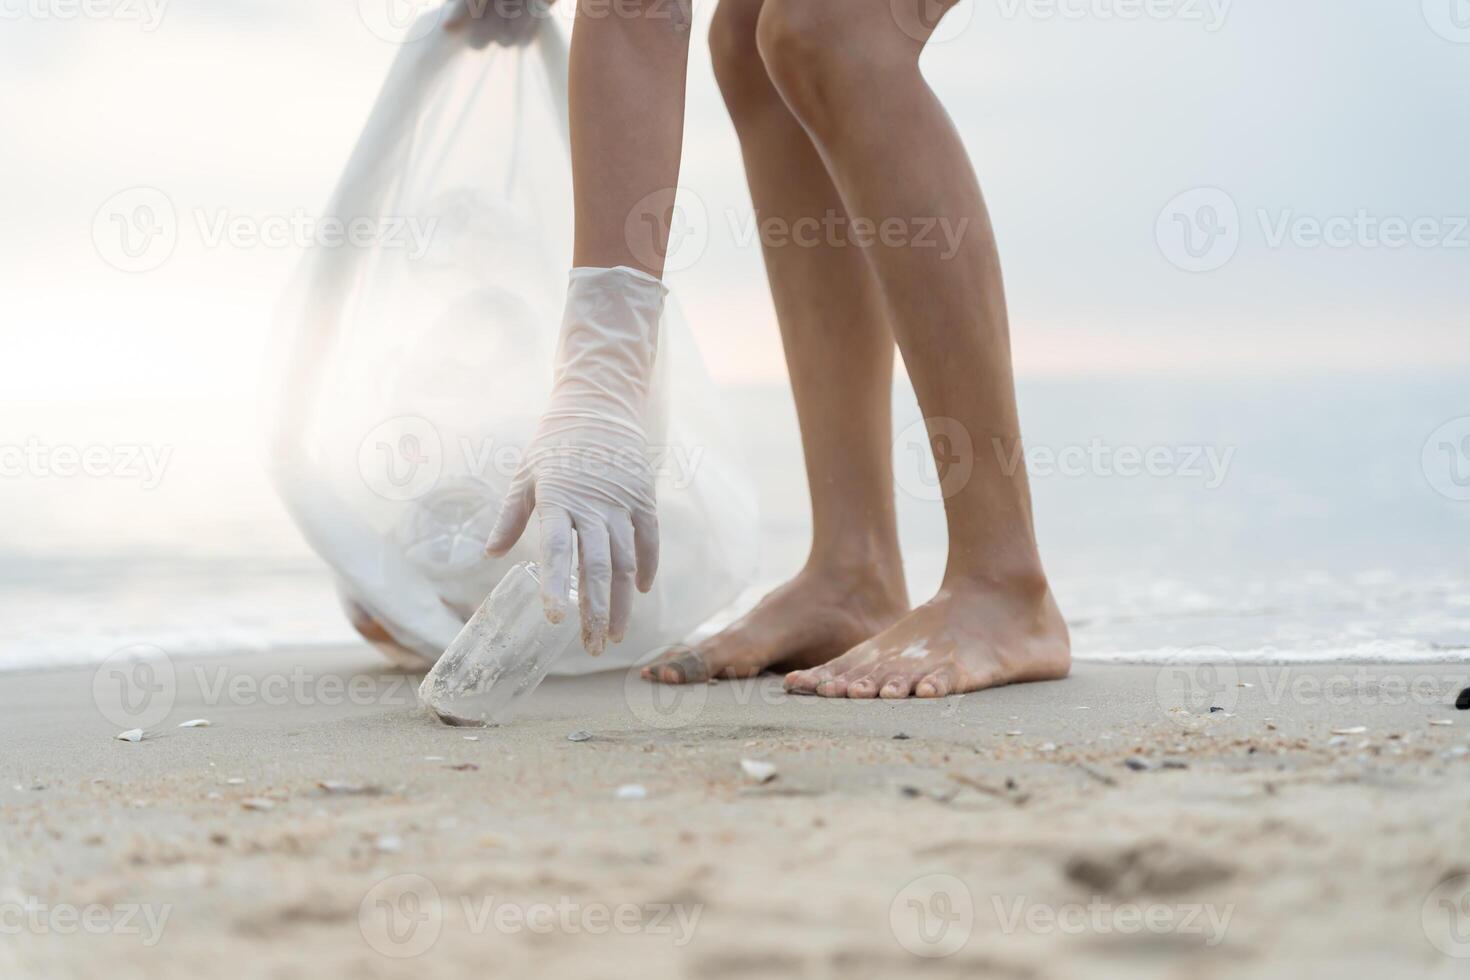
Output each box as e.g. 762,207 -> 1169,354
484,266 -> 665,655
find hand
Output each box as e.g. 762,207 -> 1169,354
484,266 -> 665,655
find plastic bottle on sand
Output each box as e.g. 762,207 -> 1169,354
418,562 -> 578,726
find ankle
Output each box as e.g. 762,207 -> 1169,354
800,549 -> 908,607
942,562 -> 1053,606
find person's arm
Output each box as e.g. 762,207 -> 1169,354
486,1 -> 693,655
568,0 -> 693,273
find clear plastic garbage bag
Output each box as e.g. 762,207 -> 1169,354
265,3 -> 757,674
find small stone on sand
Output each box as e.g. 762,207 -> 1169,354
241,798 -> 274,812
318,780 -> 382,796
616,784 -> 647,800
178,719 -> 211,728
740,759 -> 778,784
568,730 -> 593,742
115,729 -> 145,742
1332,727 -> 1367,735
375,834 -> 402,853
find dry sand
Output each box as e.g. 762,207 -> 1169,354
4,649 -> 1470,979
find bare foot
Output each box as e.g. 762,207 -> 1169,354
641,565 -> 908,684
784,576 -> 1070,699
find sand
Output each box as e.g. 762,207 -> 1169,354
4,648 -> 1470,979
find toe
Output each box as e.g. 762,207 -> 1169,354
643,647 -> 711,685
846,674 -> 881,699
915,665 -> 956,698
879,674 -> 915,699
815,675 -> 850,698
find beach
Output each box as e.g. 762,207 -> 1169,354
5,648 -> 1469,979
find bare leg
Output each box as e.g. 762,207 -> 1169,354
643,0 -> 908,684
760,0 -> 1071,698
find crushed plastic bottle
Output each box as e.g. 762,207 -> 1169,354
418,562 -> 578,726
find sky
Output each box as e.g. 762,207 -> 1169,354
0,0 -> 1466,410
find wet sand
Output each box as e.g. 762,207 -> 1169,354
4,649 -> 1470,978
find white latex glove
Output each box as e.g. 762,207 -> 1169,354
484,266 -> 664,655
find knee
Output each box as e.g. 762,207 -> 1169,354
709,0 -> 775,122
755,0 -> 910,137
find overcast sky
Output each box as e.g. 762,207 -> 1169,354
2,0 -> 1467,404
